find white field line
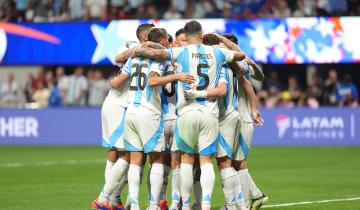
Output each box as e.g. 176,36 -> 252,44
263,197 -> 360,208
0,158 -> 104,168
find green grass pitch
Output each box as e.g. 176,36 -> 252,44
1,146 -> 360,210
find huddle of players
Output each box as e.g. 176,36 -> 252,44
92,20 -> 268,210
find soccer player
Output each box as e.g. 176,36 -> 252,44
111,28 -> 195,210
93,23 -> 155,210
216,33 -> 268,210
132,20 -> 246,210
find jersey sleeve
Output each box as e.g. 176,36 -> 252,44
219,65 -> 229,84
121,58 -> 133,75
218,48 -> 235,63
237,61 -> 251,80
149,61 -> 165,76
167,47 -> 184,62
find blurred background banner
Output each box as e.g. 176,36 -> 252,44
0,108 -> 358,146
2,17 -> 360,65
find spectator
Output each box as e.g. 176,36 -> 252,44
84,0 -> 106,21
127,0 -> 145,16
32,80 -> 50,108
287,75 -> 302,104
67,67 -> 87,106
293,0 -> 316,17
32,0 -> 52,22
273,0 -> 291,17
222,2 -> 232,19
88,70 -> 109,107
194,0 -> 212,18
0,73 -> 18,107
322,68 -> 339,105
337,74 -> 359,107
146,4 -> 159,19
24,73 -> 35,103
45,71 -> 54,88
52,0 -> 70,21
163,3 -> 181,19
68,0 -> 85,21
184,3 -> 196,19
171,0 -> 187,14
34,67 -> 46,90
48,79 -> 63,107
55,66 -> 68,105
1,0 -> 17,22
15,0 -> 28,21
133,4 -> 147,19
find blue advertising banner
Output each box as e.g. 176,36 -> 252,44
0,108 -> 359,146
1,17 -> 360,65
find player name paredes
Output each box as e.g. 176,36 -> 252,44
0,117 -> 39,138
192,53 -> 213,59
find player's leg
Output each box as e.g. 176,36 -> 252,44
175,111 -> 200,210
148,152 -> 165,210
217,116 -> 246,210
127,151 -> 144,210
192,155 -> 202,210
233,121 -> 268,210
170,152 -> 181,210
197,114 -> 219,210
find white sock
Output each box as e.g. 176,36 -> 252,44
99,158 -> 129,204
246,169 -> 263,199
149,163 -> 164,208
193,181 -> 202,205
109,174 -> 128,206
180,163 -> 193,207
220,167 -> 238,207
127,164 -> 142,208
237,169 -> 251,207
105,160 -> 115,182
200,163 -> 215,210
160,165 -> 171,201
170,168 -> 181,207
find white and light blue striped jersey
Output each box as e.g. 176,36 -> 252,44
121,57 -> 166,115
236,61 -> 253,122
167,44 -> 235,117
218,65 -> 239,121
161,62 -> 177,121
104,68 -> 130,108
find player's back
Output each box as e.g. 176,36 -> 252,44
169,44 -> 231,117
218,65 -> 239,121
122,56 -> 165,116
104,68 -> 130,108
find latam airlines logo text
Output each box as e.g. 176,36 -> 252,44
276,114 -> 345,139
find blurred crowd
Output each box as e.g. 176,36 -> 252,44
1,0 -> 359,22
0,67 -> 110,108
0,66 -> 358,109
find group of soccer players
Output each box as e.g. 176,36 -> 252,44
92,20 -> 268,210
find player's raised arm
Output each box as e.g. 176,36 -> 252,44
244,57 -> 265,81
110,59 -> 132,88
132,47 -> 170,61
115,48 -> 134,64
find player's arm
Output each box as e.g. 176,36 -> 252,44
133,47 -> 170,61
212,33 -> 243,53
184,82 -> 227,100
244,57 -> 265,81
143,41 -> 166,49
110,72 -> 129,88
148,72 -> 195,87
115,49 -> 134,64
241,76 -> 264,126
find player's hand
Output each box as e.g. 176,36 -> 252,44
244,56 -> 255,66
184,89 -> 207,100
177,73 -> 195,83
252,110 -> 264,127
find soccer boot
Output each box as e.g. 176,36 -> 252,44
159,200 -> 169,210
92,199 -> 112,210
250,194 -> 269,210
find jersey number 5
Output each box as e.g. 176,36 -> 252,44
197,64 -> 210,90
130,63 -> 148,91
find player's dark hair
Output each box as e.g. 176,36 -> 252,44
168,34 -> 173,43
223,33 -> 238,45
184,20 -> 202,37
147,28 -> 168,43
203,34 -> 220,46
136,23 -> 155,41
175,28 -> 185,38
